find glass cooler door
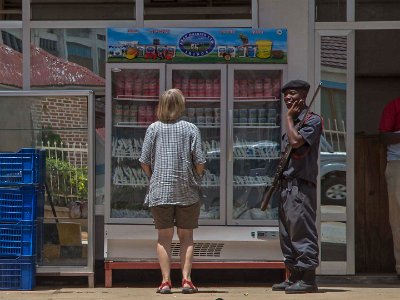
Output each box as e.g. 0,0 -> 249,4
227,65 -> 286,225
167,65 -> 227,225
105,63 -> 165,224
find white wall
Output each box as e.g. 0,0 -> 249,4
258,0 -> 311,85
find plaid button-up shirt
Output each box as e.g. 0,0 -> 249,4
139,120 -> 206,207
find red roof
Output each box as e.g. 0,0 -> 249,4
0,43 -> 105,88
0,44 -> 22,88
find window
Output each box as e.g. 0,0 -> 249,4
1,30 -> 22,53
356,0 -> 400,21
30,28 -> 105,92
66,29 -> 91,39
144,0 -> 251,20
0,29 -> 22,90
31,0 -> 136,21
67,42 -> 93,71
39,38 -> 58,56
0,0 -> 22,21
67,42 -> 92,59
315,0 -> 346,22
31,28 -> 106,79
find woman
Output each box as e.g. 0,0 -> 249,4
139,88 -> 205,294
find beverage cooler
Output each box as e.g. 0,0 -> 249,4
104,28 -> 287,263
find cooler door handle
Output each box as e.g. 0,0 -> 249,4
228,109 -> 233,162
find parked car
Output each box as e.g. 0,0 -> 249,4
204,135 -> 347,208
320,136 -> 346,206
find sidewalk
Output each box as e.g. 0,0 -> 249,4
1,284 -> 400,300
1,276 -> 399,300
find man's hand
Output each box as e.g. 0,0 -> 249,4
285,98 -> 306,148
287,98 -> 304,119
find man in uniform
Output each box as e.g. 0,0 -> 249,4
271,80 -> 322,294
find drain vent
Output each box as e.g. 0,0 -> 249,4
171,242 -> 224,258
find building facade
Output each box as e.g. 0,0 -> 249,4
0,0 -> 398,277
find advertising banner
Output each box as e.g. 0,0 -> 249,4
107,28 -> 287,64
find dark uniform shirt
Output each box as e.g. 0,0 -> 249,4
282,108 -> 322,185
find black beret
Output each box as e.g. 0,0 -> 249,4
281,80 -> 310,93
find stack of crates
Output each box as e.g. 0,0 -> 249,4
0,148 -> 45,290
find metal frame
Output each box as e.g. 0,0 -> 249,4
103,63 -> 285,264
313,0 -> 400,276
22,0 -> 30,90
0,90 -> 95,286
251,0 -> 259,28
0,21 -> 21,28
314,30 -> 355,275
104,260 -> 287,288
105,63 -> 166,224
144,20 -> 252,28
226,64 -> 288,226
104,223 -> 283,263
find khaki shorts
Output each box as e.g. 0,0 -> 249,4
150,202 -> 200,229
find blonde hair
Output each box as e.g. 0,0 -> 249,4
157,88 -> 185,122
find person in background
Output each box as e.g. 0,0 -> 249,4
379,97 -> 400,279
139,88 -> 206,294
271,80 -> 322,294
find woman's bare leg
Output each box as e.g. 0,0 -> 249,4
177,228 -> 194,284
157,228 -> 174,284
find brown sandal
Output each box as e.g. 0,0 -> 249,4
181,279 -> 198,294
156,281 -> 172,294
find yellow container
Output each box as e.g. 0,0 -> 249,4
256,40 -> 273,59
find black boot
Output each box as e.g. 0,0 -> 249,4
271,267 -> 301,291
285,269 -> 318,294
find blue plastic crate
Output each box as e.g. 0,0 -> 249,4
0,148 -> 46,186
0,222 -> 37,257
0,257 -> 36,290
0,186 -> 44,223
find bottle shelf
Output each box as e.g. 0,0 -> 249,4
233,97 -> 280,102
205,156 -> 280,160
234,124 -> 279,129
112,183 -> 221,188
197,124 -> 221,128
113,123 -> 150,128
186,96 -> 221,102
113,123 -> 279,129
112,155 -> 140,159
233,175 -> 273,186
113,96 -> 223,102
233,184 -> 271,187
114,95 -> 158,101
233,156 -> 280,160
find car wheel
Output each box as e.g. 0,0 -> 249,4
321,175 -> 346,206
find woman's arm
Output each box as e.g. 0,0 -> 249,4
194,163 -> 205,177
141,163 -> 152,178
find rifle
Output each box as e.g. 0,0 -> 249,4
260,82 -> 322,211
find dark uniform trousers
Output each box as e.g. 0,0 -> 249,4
279,178 -> 319,270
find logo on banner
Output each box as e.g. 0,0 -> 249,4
178,32 -> 215,57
